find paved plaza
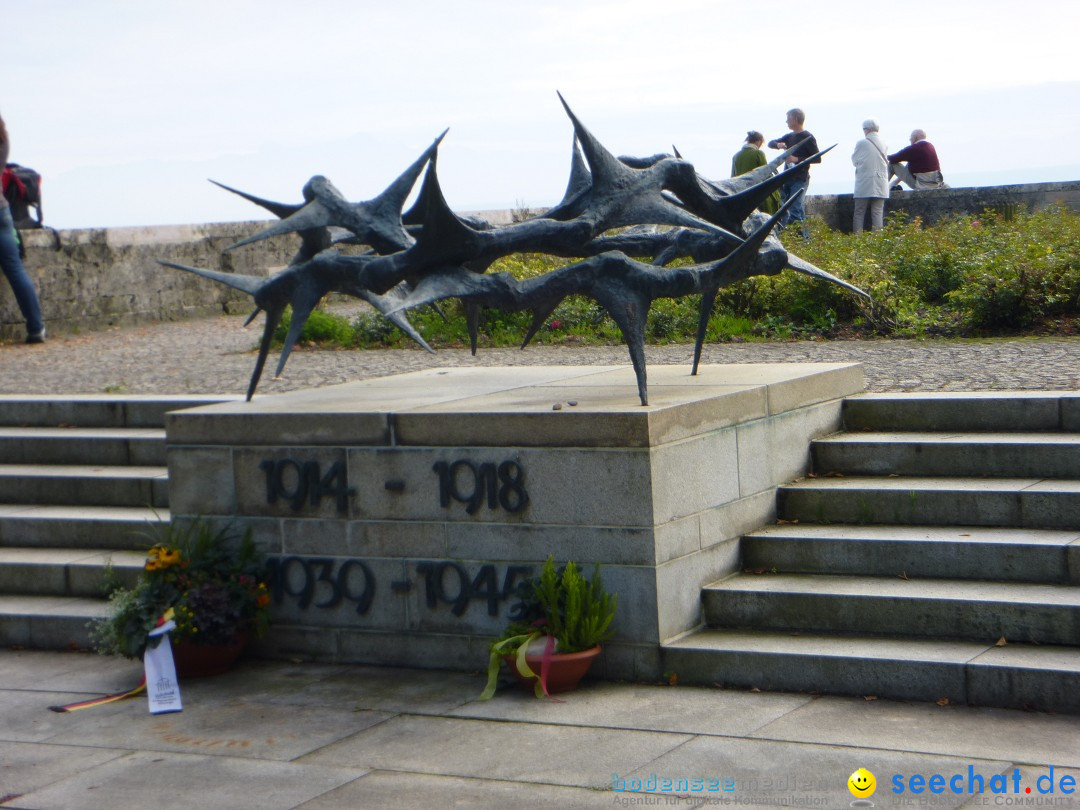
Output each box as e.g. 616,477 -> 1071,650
2,649 -> 1079,809
0,310 -> 1077,396
1,314 -> 1078,808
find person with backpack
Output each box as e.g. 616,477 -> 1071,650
0,111 -> 45,343
2,162 -> 43,231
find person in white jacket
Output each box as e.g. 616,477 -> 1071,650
851,119 -> 889,233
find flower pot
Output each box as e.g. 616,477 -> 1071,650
171,634 -> 249,678
506,644 -> 602,694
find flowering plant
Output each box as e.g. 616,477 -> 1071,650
479,556 -> 617,699
91,518 -> 270,659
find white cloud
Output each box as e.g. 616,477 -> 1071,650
2,0 -> 1077,227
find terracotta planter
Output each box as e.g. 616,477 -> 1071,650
171,634 -> 249,678
506,644 -> 602,694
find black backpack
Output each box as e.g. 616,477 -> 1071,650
2,163 -> 43,228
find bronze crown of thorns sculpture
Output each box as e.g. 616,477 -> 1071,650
163,94 -> 868,406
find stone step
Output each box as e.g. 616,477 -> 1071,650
662,628 -> 1080,713
701,573 -> 1080,645
0,464 -> 169,508
0,505 -> 168,550
0,548 -> 144,597
843,392 -> 1080,433
0,394 -> 239,429
0,594 -> 111,650
0,426 -> 167,466
742,524 -> 1080,584
777,475 -> 1080,529
812,431 -> 1080,478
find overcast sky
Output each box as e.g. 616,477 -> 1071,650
2,0 -> 1078,229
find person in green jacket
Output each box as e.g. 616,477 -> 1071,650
731,131 -> 780,214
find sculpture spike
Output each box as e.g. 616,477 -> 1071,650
703,140 -> 810,197
409,151 -> 483,263
786,254 -> 871,299
209,180 -> 300,220
520,301 -> 561,349
690,292 -> 717,377
465,303 -> 481,355
158,261 -> 265,295
594,282 -> 652,406
274,283 -> 325,378
247,303 -> 286,401
381,128 -> 448,223
703,145 -> 837,230
557,135 -> 592,209
224,196 -> 332,253
692,191 -> 802,374
356,285 -> 435,353
555,92 -> 623,192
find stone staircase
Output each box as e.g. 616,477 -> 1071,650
665,392 -> 1080,713
0,395 -> 233,650
5,391 -> 1079,712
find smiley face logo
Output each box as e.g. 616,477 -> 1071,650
848,768 -> 876,798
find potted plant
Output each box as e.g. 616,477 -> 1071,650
90,518 -> 271,677
479,555 -> 617,699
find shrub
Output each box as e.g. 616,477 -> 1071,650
91,519 -> 270,659
265,204 -> 1080,347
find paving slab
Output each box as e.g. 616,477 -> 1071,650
627,734 -> 1010,809
750,694 -> 1080,767
42,695 -> 393,761
6,751 -> 367,810
299,714 -> 693,789
202,661 -> 480,715
0,689 -> 109,744
0,649 -> 142,692
0,741 -> 128,802
452,680 -> 814,736
293,770 -> 619,810
1,653 -> 1078,809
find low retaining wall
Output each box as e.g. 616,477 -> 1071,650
807,180 -> 1079,232
3,181 -> 1077,340
0,221 -> 296,340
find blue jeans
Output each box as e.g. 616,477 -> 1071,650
0,206 -> 44,336
779,176 -> 809,231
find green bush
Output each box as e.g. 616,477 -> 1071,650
267,204 -> 1080,348
273,308 -> 356,346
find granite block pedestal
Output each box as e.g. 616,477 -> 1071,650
165,363 -> 863,680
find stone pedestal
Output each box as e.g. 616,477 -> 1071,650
165,363 -> 863,680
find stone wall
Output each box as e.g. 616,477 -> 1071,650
807,180 -> 1079,232
4,181 -> 1077,339
0,221 -> 296,340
